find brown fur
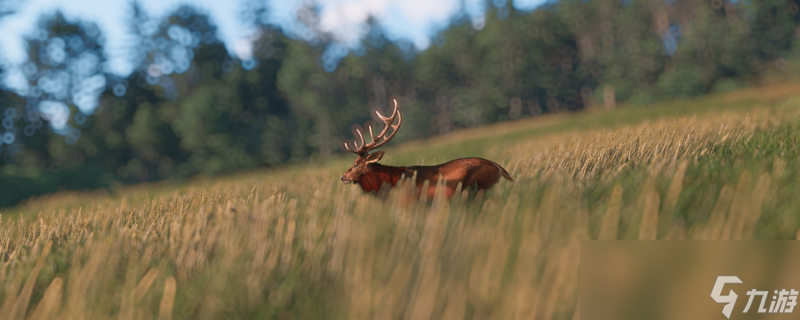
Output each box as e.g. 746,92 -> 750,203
342,156 -> 513,199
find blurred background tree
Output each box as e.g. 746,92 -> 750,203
1,0 -> 800,207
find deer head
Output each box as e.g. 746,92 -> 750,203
340,99 -> 402,184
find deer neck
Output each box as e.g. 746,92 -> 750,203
357,163 -> 407,193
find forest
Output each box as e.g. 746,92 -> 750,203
0,0 -> 798,207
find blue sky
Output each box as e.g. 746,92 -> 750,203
0,0 -> 549,76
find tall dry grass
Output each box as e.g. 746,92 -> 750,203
1,97 -> 800,319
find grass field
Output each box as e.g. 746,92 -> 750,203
3,81 -> 800,319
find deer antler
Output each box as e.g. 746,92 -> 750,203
345,99 -> 402,155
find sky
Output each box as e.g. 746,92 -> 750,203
0,0 -> 549,77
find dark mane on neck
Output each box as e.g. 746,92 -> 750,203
369,163 -> 406,174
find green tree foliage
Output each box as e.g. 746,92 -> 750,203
0,13 -> 113,207
2,0 -> 800,207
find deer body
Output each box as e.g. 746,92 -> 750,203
354,158 -> 513,198
341,99 -> 513,199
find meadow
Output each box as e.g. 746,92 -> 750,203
2,81 -> 800,319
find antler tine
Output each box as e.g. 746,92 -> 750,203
368,99 -> 402,150
374,99 -> 399,138
344,141 -> 357,153
357,128 -> 365,146
368,125 -> 376,144
356,128 -> 366,150
344,128 -> 367,154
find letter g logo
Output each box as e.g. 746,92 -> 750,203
711,276 -> 743,319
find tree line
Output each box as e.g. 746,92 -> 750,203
0,0 -> 798,206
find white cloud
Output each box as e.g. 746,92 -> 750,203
316,0 -> 461,50
234,38 -> 254,61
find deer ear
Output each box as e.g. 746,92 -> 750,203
365,151 -> 385,163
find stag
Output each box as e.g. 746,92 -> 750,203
340,99 -> 513,199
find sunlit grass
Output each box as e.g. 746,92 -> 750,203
2,83 -> 800,319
